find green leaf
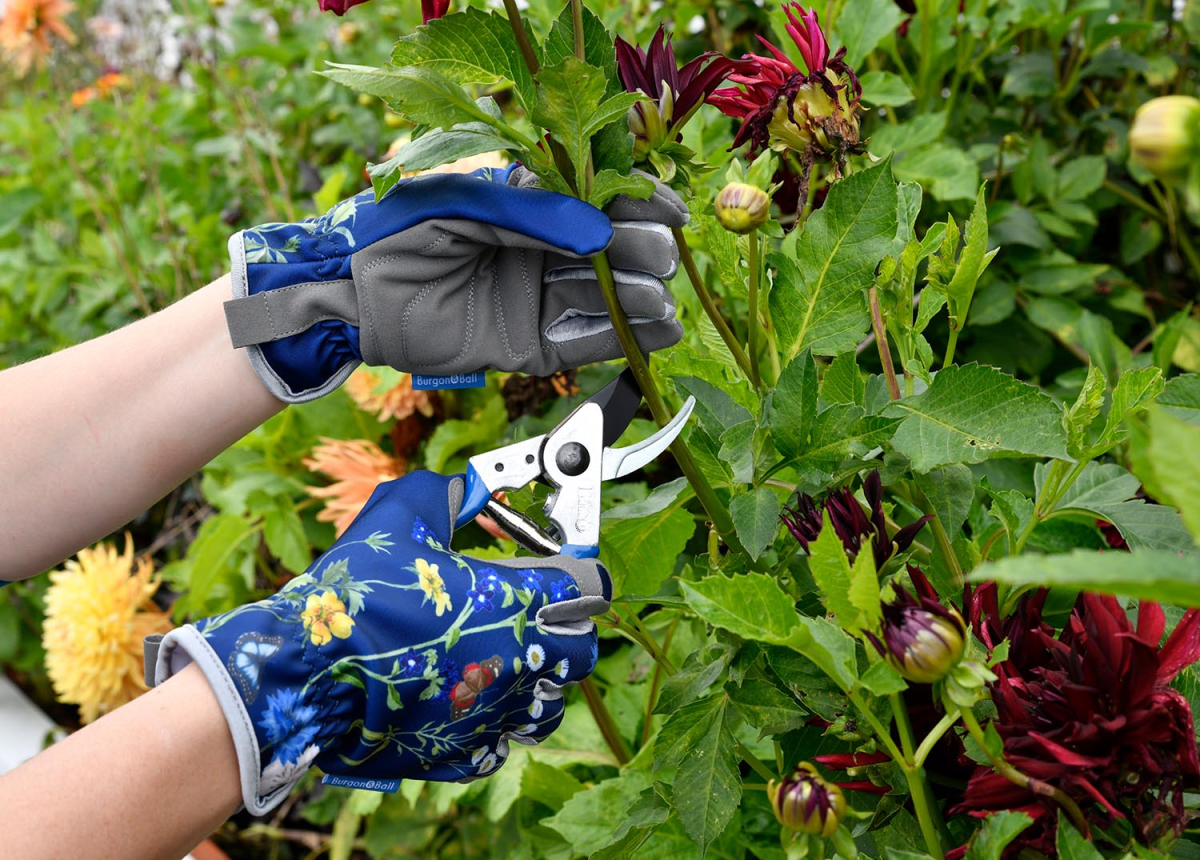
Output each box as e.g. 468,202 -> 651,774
588,170 -> 654,210
1056,812 -> 1103,860
859,70 -> 915,107
520,759 -> 585,813
893,144 -> 980,201
859,659 -> 908,695
1049,461 -> 1194,553
390,7 -> 536,111
1158,373 -> 1200,425
730,488 -> 782,561
787,616 -> 860,692
589,790 -> 672,860
602,508 -> 695,596
0,188 -> 41,238
986,488 -> 1035,555
847,546 -> 881,632
367,114 -> 516,199
1144,406 -> 1200,541
792,406 -> 900,485
545,771 -> 652,857
186,514 -> 256,607
807,511 -> 859,627
882,364 -> 1069,472
604,478 -> 690,521
719,421 -> 759,485
726,678 -> 806,737
673,376 -> 753,435
1095,366 -> 1164,451
974,549 -> 1200,607
261,495 -> 311,574
670,696 -> 742,853
965,811 -> 1034,860
770,159 -> 899,361
769,350 -> 819,460
1064,364 -> 1106,459
533,57 -> 642,194
679,572 -> 801,645
821,352 -> 866,406
913,465 -> 974,535
1057,156 -> 1106,201
942,185 -> 995,326
833,0 -> 906,67
656,646 -> 734,714
543,2 -> 618,87
321,63 -> 496,129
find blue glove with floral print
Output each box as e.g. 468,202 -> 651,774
224,163 -> 686,403
149,470 -> 607,815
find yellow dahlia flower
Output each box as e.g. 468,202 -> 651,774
301,591 -> 355,646
41,536 -> 172,724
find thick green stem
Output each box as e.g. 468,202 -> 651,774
914,708 -> 960,768
673,227 -> 754,380
892,694 -> 951,844
903,767 -> 947,860
748,229 -> 764,389
736,740 -> 777,782
580,677 -> 633,765
942,327 -> 960,369
589,251 -> 745,555
960,708 -> 1090,839
869,287 -> 901,400
571,0 -> 584,61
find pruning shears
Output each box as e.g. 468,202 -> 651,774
454,369 -> 695,559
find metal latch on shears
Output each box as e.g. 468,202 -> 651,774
453,368 -> 695,559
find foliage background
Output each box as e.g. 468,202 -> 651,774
5,0 -> 1200,857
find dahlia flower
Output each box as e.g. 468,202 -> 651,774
303,438 -> 402,536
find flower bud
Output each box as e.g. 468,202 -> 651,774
769,763 -> 846,836
1130,95 -> 1200,182
338,22 -> 360,43
715,182 -> 770,233
867,570 -> 966,685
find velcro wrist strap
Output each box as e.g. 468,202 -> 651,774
224,279 -> 360,349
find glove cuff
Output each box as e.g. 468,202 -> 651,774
227,231 -> 362,404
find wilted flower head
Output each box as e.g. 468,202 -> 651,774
708,4 -> 863,172
615,26 -> 749,180
959,589 -> 1200,854
1129,95 -> 1200,183
0,0 -> 77,76
345,369 -> 434,423
715,181 -> 770,233
768,762 -> 847,836
866,565 -> 966,684
781,470 -> 930,570
42,536 -> 172,724
304,438 -> 402,536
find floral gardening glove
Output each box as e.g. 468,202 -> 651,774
149,470 -> 607,815
224,163 -> 688,402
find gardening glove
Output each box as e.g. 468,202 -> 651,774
148,470 -> 608,815
224,163 -> 688,402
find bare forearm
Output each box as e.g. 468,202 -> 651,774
0,275 -> 284,578
0,663 -> 241,860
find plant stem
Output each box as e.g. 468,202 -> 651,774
869,287 -> 901,400
748,229 -> 764,389
942,327 -> 960,369
589,251 -> 745,555
892,693 -> 951,844
914,708 -> 960,768
673,227 -> 755,380
572,0 -> 585,61
959,708 -> 1090,839
580,677 -> 633,765
903,766 -> 947,860
890,693 -> 918,761
912,486 -> 965,589
642,616 -> 678,747
736,740 -> 777,782
502,0 -> 540,75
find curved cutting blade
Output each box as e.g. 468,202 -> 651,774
600,396 -> 695,481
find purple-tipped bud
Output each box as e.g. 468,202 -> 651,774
1130,95 -> 1200,182
715,182 -> 770,233
768,762 -> 846,836
867,566 -> 966,684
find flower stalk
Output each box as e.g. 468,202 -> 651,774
869,287 -> 900,400
748,229 -> 764,389
579,676 -> 633,765
673,227 -> 755,380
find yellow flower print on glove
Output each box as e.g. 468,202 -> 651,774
301,591 -> 355,646
415,558 -> 452,617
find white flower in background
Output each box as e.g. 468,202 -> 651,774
525,644 -> 546,671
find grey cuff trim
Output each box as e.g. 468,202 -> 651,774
154,626 -> 291,816
226,232 -> 360,404
487,555 -> 610,635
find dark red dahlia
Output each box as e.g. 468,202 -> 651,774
318,0 -> 447,20
708,3 -> 863,166
780,470 -> 931,570
959,591 -> 1200,854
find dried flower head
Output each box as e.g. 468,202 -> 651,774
0,0 -> 76,76
781,470 -> 930,570
304,438 -> 402,536
345,369 -> 435,423
709,4 -> 863,178
769,762 -> 847,836
42,536 -> 172,724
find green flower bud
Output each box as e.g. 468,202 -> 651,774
866,570 -> 966,685
715,182 -> 770,234
1130,95 -> 1200,182
768,763 -> 846,837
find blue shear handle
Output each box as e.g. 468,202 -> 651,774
559,544 -> 600,559
455,464 -> 494,530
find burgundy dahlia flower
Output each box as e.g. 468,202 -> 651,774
708,3 -> 863,168
781,470 -> 931,570
960,587 -> 1200,854
318,0 -> 448,20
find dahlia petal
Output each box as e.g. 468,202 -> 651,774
1157,609 -> 1200,684
814,751 -> 891,769
1027,732 -> 1110,767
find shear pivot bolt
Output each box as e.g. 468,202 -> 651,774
555,442 -> 590,476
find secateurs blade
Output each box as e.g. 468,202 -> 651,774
454,368 -> 695,558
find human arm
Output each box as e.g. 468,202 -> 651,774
0,275 -> 285,580
0,662 -> 242,860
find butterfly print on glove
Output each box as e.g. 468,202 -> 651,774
228,632 -> 284,704
450,655 -> 503,720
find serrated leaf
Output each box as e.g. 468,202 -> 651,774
1056,811 -> 1103,860
965,811 -> 1034,860
859,659 -> 908,695
727,678 -> 806,737
770,159 -> 899,361
882,364 -> 1069,472
975,549 -> 1200,606
670,697 -> 741,853
1158,373 -> 1200,424
262,496 -> 311,574
656,647 -> 734,714
913,465 -> 974,536
821,351 -> 866,406
321,63 -> 495,129
1144,406 -> 1200,541
1064,364 -> 1106,459
602,507 -> 695,596
943,185 -> 993,325
543,2 -> 618,87
588,170 -> 654,209
730,488 -> 782,561
847,546 -> 881,631
679,573 -> 800,645
769,349 -> 819,460
545,771 -> 652,857
1094,366 -> 1164,452
986,488 -> 1035,555
807,511 -> 859,626
390,8 -> 536,110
